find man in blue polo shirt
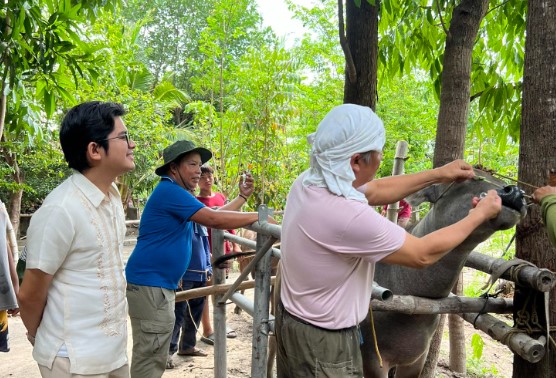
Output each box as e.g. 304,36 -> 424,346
125,140 -> 258,378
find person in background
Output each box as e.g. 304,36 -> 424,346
276,104 -> 501,377
125,140 -> 259,378
532,185 -> 556,247
18,101 -> 135,377
166,219 -> 212,369
0,199 -> 19,353
382,198 -> 412,228
196,164 -> 240,344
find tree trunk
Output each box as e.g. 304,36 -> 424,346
449,275 -> 466,373
0,86 -> 6,142
8,189 -> 22,239
343,0 -> 378,110
433,0 -> 489,168
430,0 -> 488,373
420,315 -> 446,378
515,0 -> 556,376
2,149 -> 23,238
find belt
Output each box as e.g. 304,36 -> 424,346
282,304 -> 357,333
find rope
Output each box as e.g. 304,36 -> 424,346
490,172 -> 539,190
513,287 -> 556,354
368,304 -> 383,368
480,259 -> 535,293
473,288 -> 505,328
434,182 -> 455,202
499,232 -> 516,259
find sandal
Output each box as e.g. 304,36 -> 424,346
226,326 -> 237,339
201,333 -> 215,345
177,347 -> 208,357
166,355 -> 175,369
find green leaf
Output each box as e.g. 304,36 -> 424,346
43,90 -> 54,118
471,333 -> 484,360
384,0 -> 392,14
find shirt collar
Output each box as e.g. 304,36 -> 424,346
71,170 -> 119,208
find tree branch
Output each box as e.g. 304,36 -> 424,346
338,0 -> 357,83
435,0 -> 450,37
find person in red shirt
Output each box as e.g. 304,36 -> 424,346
196,165 -> 241,343
381,198 -> 412,228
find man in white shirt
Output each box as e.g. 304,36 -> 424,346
18,101 -> 136,377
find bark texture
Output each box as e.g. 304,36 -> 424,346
343,0 -> 379,110
433,0 -> 489,168
515,0 -> 556,376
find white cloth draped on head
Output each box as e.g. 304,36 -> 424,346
303,104 -> 386,202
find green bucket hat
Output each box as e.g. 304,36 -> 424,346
155,140 -> 212,176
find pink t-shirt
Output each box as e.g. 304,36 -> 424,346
197,192 -> 236,254
280,173 -> 406,329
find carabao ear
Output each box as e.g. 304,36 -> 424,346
406,184 -> 442,207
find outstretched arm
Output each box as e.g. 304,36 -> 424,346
382,190 -> 501,268
363,159 -> 475,206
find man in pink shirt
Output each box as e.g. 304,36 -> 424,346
276,104 -> 502,377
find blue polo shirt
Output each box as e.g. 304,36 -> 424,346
125,178 -> 205,289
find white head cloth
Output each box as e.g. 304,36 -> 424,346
303,104 -> 386,202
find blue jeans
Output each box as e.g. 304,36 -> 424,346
169,280 -> 206,354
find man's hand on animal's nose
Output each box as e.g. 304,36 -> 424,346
436,159 -> 475,183
471,190 -> 502,219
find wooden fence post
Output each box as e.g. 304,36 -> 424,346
212,228 -> 227,378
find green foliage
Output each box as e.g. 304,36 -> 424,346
463,269 -> 489,298
79,11 -> 179,199
378,0 -> 526,147
471,333 -> 484,360
1,0 -> 529,220
1,0 -> 119,127
0,122 -> 69,210
376,74 -> 439,177
122,0 -> 219,91
467,332 -> 501,377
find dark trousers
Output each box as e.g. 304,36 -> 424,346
169,280 -> 206,354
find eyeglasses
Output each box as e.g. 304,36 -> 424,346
99,132 -> 132,148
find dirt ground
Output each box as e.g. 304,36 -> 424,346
0,236 -> 514,377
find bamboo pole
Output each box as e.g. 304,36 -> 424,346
251,207 -> 274,378
465,251 -> 556,292
371,294 -> 513,315
218,235 -> 276,305
460,312 -> 546,363
385,141 -> 409,223
212,228 -> 227,378
175,277 -> 276,302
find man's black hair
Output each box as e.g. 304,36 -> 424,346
59,101 -> 126,172
201,165 -> 214,175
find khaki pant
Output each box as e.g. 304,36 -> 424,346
275,303 -> 363,377
126,284 -> 175,378
38,358 -> 129,378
